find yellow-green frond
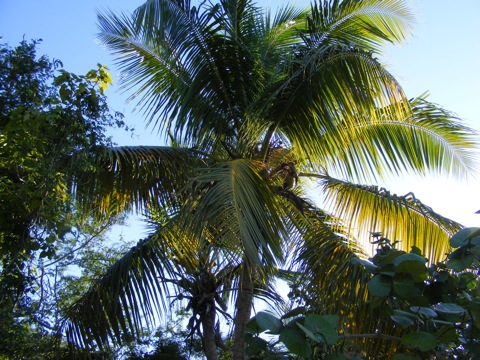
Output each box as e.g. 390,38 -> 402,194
318,97 -> 480,182
184,159 -> 290,268
319,175 -> 462,262
73,146 -> 207,215
309,0 -> 414,51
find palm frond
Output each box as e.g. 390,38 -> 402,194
59,232 -> 172,349
73,146 -> 207,215
98,1 -> 236,149
262,47 -> 409,166
59,218 -> 239,350
184,159 -> 290,269
309,0 -> 414,51
292,206 -> 411,354
293,207 -> 372,327
257,0 -> 414,163
315,96 -> 480,182
261,3 -> 308,50
317,174 -> 462,262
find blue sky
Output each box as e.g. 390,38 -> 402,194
2,0 -> 480,234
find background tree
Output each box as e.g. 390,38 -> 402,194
60,0 -> 479,359
0,39 -> 127,358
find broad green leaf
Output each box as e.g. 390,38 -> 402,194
435,303 -> 466,315
393,310 -> 417,320
447,248 -> 474,272
287,316 -> 305,329
391,253 -> 428,281
410,306 -> 437,318
378,250 -> 406,266
459,272 -> 477,290
368,274 -> 392,297
255,311 -> 283,334
280,327 -> 312,358
430,319 -> 455,326
436,325 -> 458,343
302,315 -> 338,345
390,315 -> 414,328
393,253 -> 426,266
245,317 -> 260,334
392,273 -> 414,299
297,322 -> 321,342
321,315 -> 340,329
380,271 -> 396,277
244,334 -> 267,356
401,331 -> 437,351
450,227 -> 480,248
394,260 -> 428,282
281,307 -> 305,320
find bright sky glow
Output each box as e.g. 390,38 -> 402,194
1,0 -> 479,233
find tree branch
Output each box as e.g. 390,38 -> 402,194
43,221 -> 112,268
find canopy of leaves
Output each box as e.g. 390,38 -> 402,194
0,39 -> 126,358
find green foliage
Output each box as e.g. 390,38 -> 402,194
0,39 -> 127,358
355,231 -> 480,358
246,311 -> 340,358
245,228 -> 480,359
0,38 -> 124,265
119,309 -> 236,359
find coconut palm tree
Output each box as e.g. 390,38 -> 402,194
60,0 -> 478,358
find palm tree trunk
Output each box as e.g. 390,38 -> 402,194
202,306 -> 218,360
232,263 -> 254,360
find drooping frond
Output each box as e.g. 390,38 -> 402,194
73,146 -> 207,215
315,96 -> 480,182
60,232 -> 172,350
184,159 -> 290,269
292,207 -> 373,327
308,0 -> 414,51
318,174 -> 462,262
59,219 -> 242,350
261,47 -> 409,165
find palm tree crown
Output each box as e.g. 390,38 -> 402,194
62,1 -> 479,358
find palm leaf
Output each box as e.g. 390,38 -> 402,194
258,42 -> 410,165
98,1 -> 234,149
184,159 -> 290,269
313,96 -> 480,182
73,146 -> 207,215
59,219 -> 239,350
293,207 -> 372,325
317,173 -> 462,262
257,0 -> 414,161
308,0 -> 414,51
294,206 -> 407,354
60,232 -> 171,349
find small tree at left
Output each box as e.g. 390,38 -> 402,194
0,39 -> 126,359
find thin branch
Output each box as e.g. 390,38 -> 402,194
43,222 -> 112,268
